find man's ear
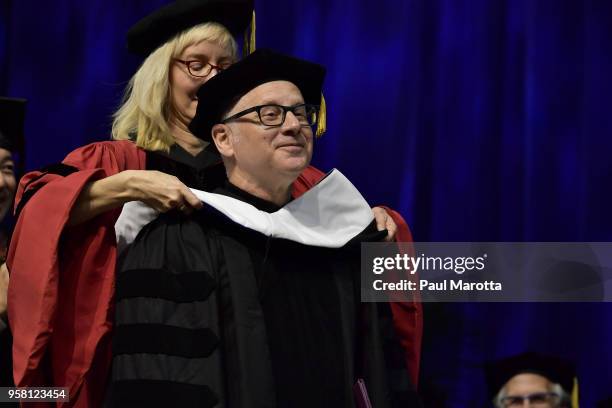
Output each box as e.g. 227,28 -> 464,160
211,123 -> 234,158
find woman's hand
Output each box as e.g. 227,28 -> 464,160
372,207 -> 398,242
124,170 -> 203,214
68,170 -> 203,226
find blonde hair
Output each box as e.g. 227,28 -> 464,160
111,22 -> 238,152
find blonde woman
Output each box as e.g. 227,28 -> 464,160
6,1 -> 417,405
7,2 -> 257,405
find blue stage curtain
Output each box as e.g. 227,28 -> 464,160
2,1 -> 611,406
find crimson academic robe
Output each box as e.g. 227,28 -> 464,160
7,140 -> 422,407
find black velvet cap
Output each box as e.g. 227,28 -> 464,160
0,97 -> 27,152
127,0 -> 253,56
486,352 -> 576,397
189,48 -> 326,141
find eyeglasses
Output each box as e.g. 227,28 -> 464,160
174,59 -> 231,78
222,104 -> 319,127
500,392 -> 560,407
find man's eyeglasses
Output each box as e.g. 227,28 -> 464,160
222,104 -> 319,127
174,59 -> 231,78
500,392 -> 560,407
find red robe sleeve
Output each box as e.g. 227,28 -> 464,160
377,206 -> 423,387
293,166 -> 423,387
6,140 -> 145,407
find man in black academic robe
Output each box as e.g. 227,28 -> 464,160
107,49 -> 410,408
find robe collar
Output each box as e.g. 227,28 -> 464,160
219,181 -> 285,213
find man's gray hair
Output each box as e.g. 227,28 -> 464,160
493,382 -> 572,408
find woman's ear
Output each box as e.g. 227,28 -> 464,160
211,124 -> 234,158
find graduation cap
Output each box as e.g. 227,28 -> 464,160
189,48 -> 326,141
486,352 -> 578,406
127,0 -> 255,57
0,97 -> 27,171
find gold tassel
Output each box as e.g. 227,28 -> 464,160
316,93 -> 326,137
243,11 -> 256,57
249,10 -> 256,54
571,377 -> 579,408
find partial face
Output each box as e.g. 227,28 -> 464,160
220,80 -> 314,181
0,148 -> 16,221
169,40 -> 234,126
501,373 -> 557,408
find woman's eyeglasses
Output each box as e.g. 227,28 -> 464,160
174,59 -> 231,78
